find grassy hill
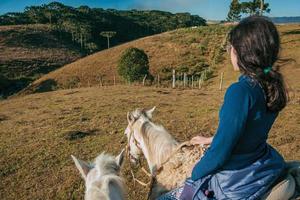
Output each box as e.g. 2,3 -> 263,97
0,24 -> 299,199
1,2 -> 207,98
0,24 -> 83,97
22,25 -> 231,94
23,24 -> 300,95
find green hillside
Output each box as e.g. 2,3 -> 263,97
0,2 -> 206,53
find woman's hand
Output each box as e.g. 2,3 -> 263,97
190,135 -> 213,145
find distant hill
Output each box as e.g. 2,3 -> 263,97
0,2 -> 208,97
0,24 -> 83,97
0,2 -> 206,53
271,17 -> 300,24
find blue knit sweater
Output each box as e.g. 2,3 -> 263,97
191,75 -> 280,181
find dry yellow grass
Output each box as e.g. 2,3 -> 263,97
22,25 -> 230,93
0,24 -> 299,200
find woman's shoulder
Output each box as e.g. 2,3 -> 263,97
226,81 -> 252,99
225,75 -> 265,108
227,75 -> 262,96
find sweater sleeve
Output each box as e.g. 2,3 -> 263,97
191,83 -> 251,181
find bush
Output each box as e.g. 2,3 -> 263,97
159,66 -> 173,80
86,42 -> 98,53
189,61 -> 209,76
117,47 -> 150,82
201,68 -> 214,81
63,76 -> 80,89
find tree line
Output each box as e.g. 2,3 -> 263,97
0,2 -> 206,53
227,0 -> 270,22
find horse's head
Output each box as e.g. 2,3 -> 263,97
125,107 -> 156,165
71,149 -> 125,190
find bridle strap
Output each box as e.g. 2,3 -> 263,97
125,123 -> 152,188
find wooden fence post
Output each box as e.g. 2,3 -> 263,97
219,72 -> 224,91
113,75 -> 116,86
192,75 -> 194,88
183,73 -> 187,88
157,74 -> 160,87
143,74 -> 147,86
100,77 -> 103,87
97,76 -> 101,87
172,69 -> 176,89
199,74 -> 202,89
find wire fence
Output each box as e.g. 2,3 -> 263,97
73,69 -> 225,91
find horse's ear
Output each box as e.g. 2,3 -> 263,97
127,112 -> 135,124
115,149 -> 125,167
71,155 -> 91,180
146,106 -> 156,119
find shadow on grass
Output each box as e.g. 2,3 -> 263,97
64,129 -> 99,141
0,77 -> 58,98
0,75 -> 33,98
34,79 -> 58,93
283,30 -> 300,35
0,114 -> 9,121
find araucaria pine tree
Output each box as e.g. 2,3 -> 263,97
227,0 -> 241,22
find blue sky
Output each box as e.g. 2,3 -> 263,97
0,0 -> 299,20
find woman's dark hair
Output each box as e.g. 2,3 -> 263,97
228,15 -> 288,112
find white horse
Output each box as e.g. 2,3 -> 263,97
71,149 -> 126,200
125,107 -> 300,200
125,107 -> 205,199
125,106 -> 179,175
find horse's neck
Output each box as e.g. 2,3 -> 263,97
139,122 -> 178,173
155,141 -> 178,168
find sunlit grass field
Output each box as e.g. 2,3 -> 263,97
0,24 -> 299,199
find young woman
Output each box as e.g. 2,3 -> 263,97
158,15 -> 288,200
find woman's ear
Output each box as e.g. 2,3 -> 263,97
231,46 -> 240,71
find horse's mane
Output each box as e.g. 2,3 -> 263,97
135,117 -> 179,167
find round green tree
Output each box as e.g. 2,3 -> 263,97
117,47 -> 150,82
227,0 -> 241,22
